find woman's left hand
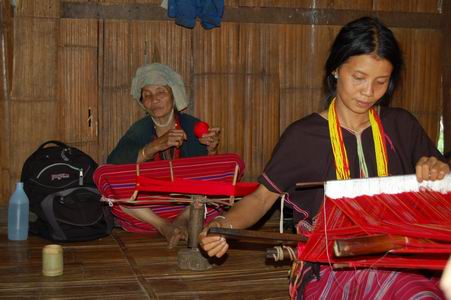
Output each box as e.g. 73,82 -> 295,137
199,127 -> 220,154
415,156 -> 450,182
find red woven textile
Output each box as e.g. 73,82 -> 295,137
93,153 -> 257,232
298,175 -> 451,270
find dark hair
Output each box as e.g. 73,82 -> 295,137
445,151 -> 451,160
324,17 -> 403,105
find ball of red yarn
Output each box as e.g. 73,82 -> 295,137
194,121 -> 209,138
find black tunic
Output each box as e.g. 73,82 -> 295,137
258,107 -> 444,224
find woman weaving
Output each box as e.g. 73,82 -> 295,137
107,63 -> 220,248
200,17 -> 450,299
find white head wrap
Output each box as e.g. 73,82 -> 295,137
130,63 -> 188,111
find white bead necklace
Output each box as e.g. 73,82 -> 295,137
151,110 -> 174,128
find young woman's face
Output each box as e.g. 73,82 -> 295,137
336,54 -> 393,115
141,85 -> 174,118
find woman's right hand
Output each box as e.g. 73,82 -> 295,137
199,219 -> 230,258
154,128 -> 187,152
141,129 -> 187,161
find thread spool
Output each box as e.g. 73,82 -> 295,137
42,244 -> 63,276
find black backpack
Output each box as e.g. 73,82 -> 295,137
21,140 -> 114,242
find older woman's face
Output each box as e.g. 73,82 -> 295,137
141,85 -> 174,118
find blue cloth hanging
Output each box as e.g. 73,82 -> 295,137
168,0 -> 224,29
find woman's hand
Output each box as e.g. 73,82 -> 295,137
154,128 -> 187,151
199,128 -> 220,154
415,156 -> 450,182
199,185 -> 279,258
139,129 -> 187,162
198,217 -> 231,258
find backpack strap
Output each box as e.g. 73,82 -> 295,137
41,187 -> 100,241
21,140 -> 71,182
37,140 -> 69,150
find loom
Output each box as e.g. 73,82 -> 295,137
94,153 -> 258,270
297,174 -> 451,270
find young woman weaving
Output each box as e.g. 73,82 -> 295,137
200,17 -> 450,299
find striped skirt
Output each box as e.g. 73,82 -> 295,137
94,154 -> 245,232
300,265 -> 444,300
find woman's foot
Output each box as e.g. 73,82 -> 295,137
163,207 -> 191,248
120,205 -> 190,249
159,221 -> 188,249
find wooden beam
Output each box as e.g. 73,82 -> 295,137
62,3 -> 170,21
208,227 -> 307,243
62,3 -> 445,29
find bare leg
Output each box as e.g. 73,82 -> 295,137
120,206 -> 187,249
167,207 -> 191,248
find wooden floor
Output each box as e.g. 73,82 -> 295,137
0,207 -> 291,299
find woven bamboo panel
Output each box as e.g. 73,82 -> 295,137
99,88 -> 145,163
62,0 -> 161,3
11,17 -> 57,101
59,47 -> 98,144
9,100 -> 60,181
193,22 -> 240,74
69,142 -> 102,162
60,18 -> 98,47
373,0 -> 441,13
0,101 -> 10,204
61,0 -> 95,2
277,24 -> 340,90
58,18 -> 100,161
103,20 -> 131,89
392,28 -> 442,142
193,74 -> 279,180
100,20 -> 135,163
237,0 -> 373,10
96,0 -> 162,4
0,167 -> 10,207
129,20 -> 192,100
15,0 -> 60,18
228,0 -> 440,12
238,23 -> 279,75
0,47 -> 4,106
279,88 -> 325,133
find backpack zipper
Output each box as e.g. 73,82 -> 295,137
37,163 -> 85,186
79,169 -> 83,185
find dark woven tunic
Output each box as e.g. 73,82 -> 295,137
258,107 -> 446,299
259,107 -> 444,224
107,113 -> 208,164
105,112 -> 212,232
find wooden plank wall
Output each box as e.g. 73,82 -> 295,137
0,0 -> 449,204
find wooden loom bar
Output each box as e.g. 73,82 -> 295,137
333,234 -> 407,257
208,227 -> 307,243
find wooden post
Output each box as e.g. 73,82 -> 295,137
229,164 -> 239,205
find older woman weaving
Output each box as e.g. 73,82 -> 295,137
108,63 -> 220,248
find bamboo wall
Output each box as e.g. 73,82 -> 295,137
0,0 -> 449,204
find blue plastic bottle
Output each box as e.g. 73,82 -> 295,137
8,182 -> 29,241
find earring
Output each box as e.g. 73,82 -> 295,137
333,72 -> 338,79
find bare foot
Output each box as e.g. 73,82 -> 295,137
172,207 -> 190,229
159,221 -> 188,249
164,207 -> 191,249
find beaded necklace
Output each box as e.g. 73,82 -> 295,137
328,98 -> 388,179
